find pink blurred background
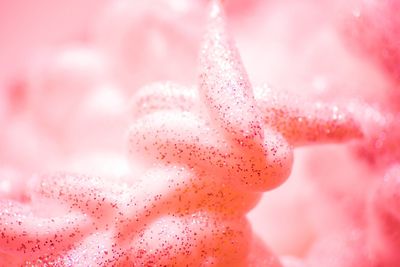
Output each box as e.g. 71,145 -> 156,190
0,0 -> 108,83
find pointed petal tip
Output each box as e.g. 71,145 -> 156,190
209,0 -> 224,19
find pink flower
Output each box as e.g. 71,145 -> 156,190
0,0 -> 399,266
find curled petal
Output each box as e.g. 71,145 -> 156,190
121,166 -> 260,226
255,85 -> 363,146
199,1 -> 263,145
129,111 -> 292,191
35,173 -> 133,223
131,82 -> 198,118
62,232 -> 124,266
0,200 -> 90,258
127,213 -> 250,266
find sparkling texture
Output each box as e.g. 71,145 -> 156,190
2,0 -> 397,266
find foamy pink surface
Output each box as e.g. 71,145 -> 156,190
1,0 -> 400,266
